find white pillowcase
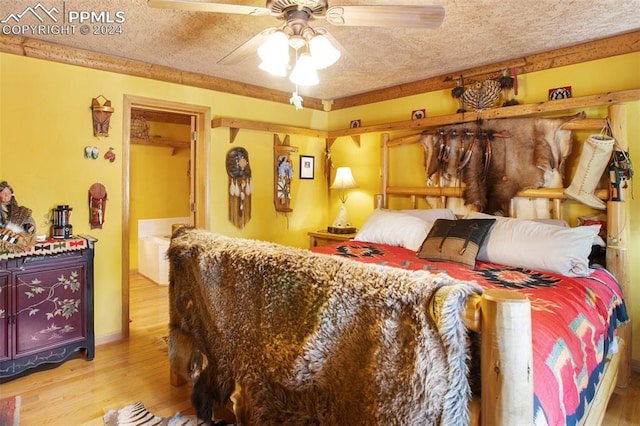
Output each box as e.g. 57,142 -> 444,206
466,212 -> 600,277
354,209 -> 433,251
400,208 -> 457,222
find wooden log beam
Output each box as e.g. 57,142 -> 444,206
2,30 -> 638,111
330,30 -> 640,110
0,35 -> 325,111
386,186 -> 610,200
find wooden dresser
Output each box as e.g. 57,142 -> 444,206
0,236 -> 97,380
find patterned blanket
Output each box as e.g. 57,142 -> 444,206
167,229 -> 481,425
313,241 -> 629,425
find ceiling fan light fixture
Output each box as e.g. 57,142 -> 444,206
309,34 -> 340,69
258,59 -> 288,77
289,53 -> 319,86
257,30 -> 290,63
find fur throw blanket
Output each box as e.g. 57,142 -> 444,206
168,229 -> 481,425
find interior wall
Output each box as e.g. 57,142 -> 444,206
0,50 -> 637,360
0,53 -> 330,341
326,52 -> 639,363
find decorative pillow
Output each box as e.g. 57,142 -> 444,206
354,209 -> 433,251
466,211 -> 601,277
400,208 -> 457,222
417,219 -> 496,268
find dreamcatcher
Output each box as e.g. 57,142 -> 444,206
226,147 -> 252,228
451,69 -> 518,113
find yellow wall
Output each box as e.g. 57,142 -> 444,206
129,120 -> 191,270
1,51 -> 638,362
327,52 -> 640,361
0,53 -> 329,341
129,144 -> 191,269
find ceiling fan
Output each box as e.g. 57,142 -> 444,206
148,0 -> 445,64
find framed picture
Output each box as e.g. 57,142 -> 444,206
548,86 -> 572,100
411,109 -> 426,120
299,155 -> 315,180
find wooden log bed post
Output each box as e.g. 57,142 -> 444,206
606,103 -> 631,388
480,289 -> 533,425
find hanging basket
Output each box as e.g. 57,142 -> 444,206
130,114 -> 149,140
91,95 -> 114,137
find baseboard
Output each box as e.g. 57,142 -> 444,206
96,332 -> 124,346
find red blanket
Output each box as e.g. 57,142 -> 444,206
312,241 -> 628,425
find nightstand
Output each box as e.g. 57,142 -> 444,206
308,230 -> 357,248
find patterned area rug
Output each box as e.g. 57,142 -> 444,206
0,395 -> 21,426
103,402 -> 207,425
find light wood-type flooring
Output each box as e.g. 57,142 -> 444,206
1,273 -> 638,425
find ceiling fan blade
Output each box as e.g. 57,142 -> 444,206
148,0 -> 271,16
217,27 -> 276,65
325,5 -> 445,28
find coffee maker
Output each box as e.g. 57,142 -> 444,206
52,205 -> 73,239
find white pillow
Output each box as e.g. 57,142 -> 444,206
400,208 -> 457,222
354,209 -> 432,251
466,212 -> 600,277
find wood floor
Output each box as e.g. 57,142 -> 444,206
1,272 -> 638,425
0,273 -> 194,425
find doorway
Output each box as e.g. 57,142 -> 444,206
122,95 -> 211,337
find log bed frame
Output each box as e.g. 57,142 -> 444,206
380,102 -> 633,425
170,95 -> 635,425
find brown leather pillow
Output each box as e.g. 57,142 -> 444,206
417,218 -> 496,268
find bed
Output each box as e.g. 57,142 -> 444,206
167,100 -> 633,425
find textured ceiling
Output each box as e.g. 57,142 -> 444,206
1,0 -> 639,101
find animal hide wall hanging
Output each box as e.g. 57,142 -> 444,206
422,113 -> 583,216
226,147 -> 252,229
274,135 -> 298,214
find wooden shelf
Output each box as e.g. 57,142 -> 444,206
131,136 -> 190,154
212,117 -> 327,143
210,89 -> 639,147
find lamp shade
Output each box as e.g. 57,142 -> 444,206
331,167 -> 357,190
289,53 -> 319,86
258,30 -> 289,62
309,34 -> 341,70
259,59 -> 288,77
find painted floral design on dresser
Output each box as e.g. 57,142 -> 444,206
15,266 -> 85,353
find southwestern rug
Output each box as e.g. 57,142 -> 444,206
0,394 -> 21,426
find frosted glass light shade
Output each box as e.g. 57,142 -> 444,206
309,34 -> 341,69
259,59 -> 287,77
258,31 -> 289,60
289,53 -> 319,86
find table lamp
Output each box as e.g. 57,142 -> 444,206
328,166 -> 357,234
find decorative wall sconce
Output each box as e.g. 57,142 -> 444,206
91,95 -> 114,137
